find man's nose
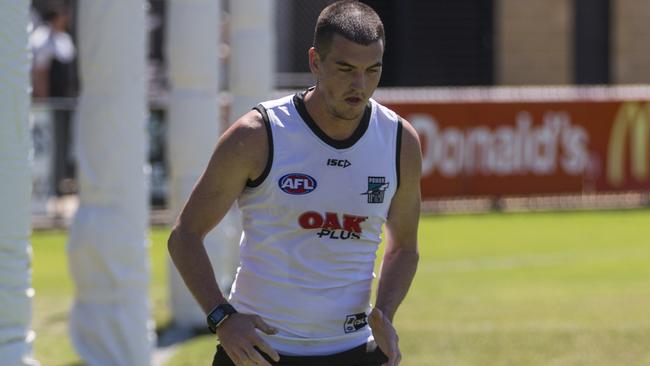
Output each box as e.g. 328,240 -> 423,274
351,71 -> 365,90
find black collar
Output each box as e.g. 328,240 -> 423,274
293,88 -> 372,149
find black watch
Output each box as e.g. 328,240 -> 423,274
207,303 -> 237,334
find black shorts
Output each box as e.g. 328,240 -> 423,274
212,341 -> 389,366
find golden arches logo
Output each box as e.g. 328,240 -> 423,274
607,102 -> 650,186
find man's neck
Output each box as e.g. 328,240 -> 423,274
303,88 -> 364,141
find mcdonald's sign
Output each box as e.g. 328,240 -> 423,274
607,102 -> 650,187
380,96 -> 650,199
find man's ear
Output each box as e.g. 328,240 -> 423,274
308,47 -> 320,74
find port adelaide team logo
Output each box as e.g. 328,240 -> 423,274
279,173 -> 317,195
361,176 -> 389,203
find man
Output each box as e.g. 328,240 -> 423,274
168,1 -> 421,365
30,2 -> 76,99
30,2 -> 78,196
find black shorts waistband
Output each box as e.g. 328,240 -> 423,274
214,341 -> 388,366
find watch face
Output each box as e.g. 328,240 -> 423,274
207,304 -> 236,333
209,308 -> 226,324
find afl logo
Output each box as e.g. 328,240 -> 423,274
279,173 -> 317,195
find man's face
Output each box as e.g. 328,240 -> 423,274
51,12 -> 71,32
310,34 -> 384,121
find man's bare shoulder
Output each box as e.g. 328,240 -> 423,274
220,110 -> 266,151
219,110 -> 269,181
226,109 -> 266,140
398,116 -> 422,167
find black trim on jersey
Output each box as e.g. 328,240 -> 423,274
293,89 -> 371,150
396,118 -> 403,190
246,104 -> 273,187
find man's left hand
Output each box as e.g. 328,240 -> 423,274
369,307 -> 401,366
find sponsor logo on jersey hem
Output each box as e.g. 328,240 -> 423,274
344,312 -> 368,333
361,176 -> 389,203
279,173 -> 317,195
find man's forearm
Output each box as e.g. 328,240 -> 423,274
32,67 -> 50,98
168,228 -> 227,314
375,248 -> 419,322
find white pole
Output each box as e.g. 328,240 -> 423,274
68,1 -> 152,365
0,1 -> 38,365
166,0 -> 243,329
230,0 -> 276,119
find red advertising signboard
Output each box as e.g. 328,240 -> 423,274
379,99 -> 650,199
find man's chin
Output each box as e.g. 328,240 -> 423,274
335,113 -> 363,121
333,106 -> 366,121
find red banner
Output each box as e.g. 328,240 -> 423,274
382,100 -> 650,198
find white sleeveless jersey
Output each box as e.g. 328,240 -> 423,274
230,90 -> 403,355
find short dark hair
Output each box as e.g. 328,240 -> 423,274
42,1 -> 68,22
313,1 -> 385,59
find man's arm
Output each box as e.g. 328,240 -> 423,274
377,117 -> 421,320
31,65 -> 50,98
168,110 -> 265,313
370,117 -> 421,366
167,110 -> 279,365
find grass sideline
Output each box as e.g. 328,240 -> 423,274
31,209 -> 650,365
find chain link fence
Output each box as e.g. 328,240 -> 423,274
274,0 -> 334,88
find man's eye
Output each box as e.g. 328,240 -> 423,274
367,68 -> 380,73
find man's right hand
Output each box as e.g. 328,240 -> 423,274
217,313 -> 281,366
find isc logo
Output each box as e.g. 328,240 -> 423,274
327,158 -> 351,168
279,173 -> 317,195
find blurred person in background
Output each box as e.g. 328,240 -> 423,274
168,1 -> 421,365
30,1 -> 76,98
30,1 -> 78,195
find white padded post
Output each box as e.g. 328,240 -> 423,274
0,1 -> 38,364
166,0 -> 242,328
68,1 -> 153,364
230,0 -> 276,118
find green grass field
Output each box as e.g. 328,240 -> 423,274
31,209 -> 650,365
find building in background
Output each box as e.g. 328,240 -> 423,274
276,0 -> 649,87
